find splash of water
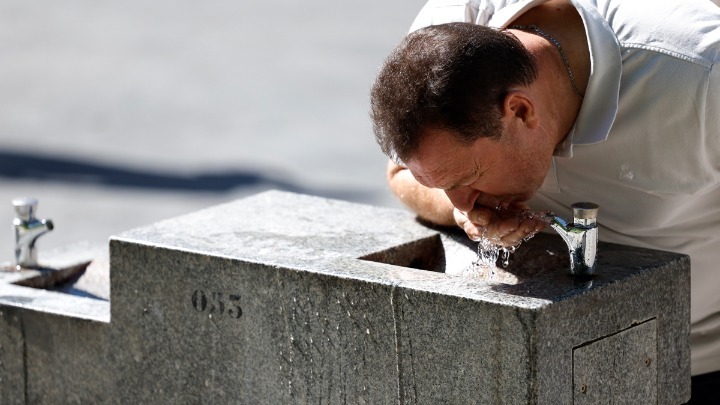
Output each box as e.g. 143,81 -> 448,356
462,208 -> 553,280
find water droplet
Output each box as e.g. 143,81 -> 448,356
366,328 -> 370,334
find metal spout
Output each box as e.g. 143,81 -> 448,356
12,197 -> 54,270
549,202 -> 599,276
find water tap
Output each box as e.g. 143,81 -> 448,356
548,202 -> 599,276
12,197 -> 54,270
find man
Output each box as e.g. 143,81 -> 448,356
370,0 -> 720,401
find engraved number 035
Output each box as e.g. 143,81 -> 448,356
191,290 -> 242,319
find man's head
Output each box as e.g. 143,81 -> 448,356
370,22 -> 538,164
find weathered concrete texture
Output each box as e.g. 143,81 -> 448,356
573,319 -> 658,404
109,244 -> 399,403
0,307 -> 25,404
0,242 -> 111,404
22,310 -> 112,404
0,190 -> 691,403
106,190 -> 690,404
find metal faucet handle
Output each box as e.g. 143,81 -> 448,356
572,202 -> 599,225
12,197 -> 53,270
12,197 -> 39,222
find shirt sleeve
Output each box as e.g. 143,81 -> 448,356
706,64 -> 720,176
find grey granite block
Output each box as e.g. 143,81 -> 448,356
0,242 -> 111,404
0,190 -> 691,403
106,190 -> 689,404
23,311 -> 112,404
108,237 -> 400,403
0,307 -> 25,404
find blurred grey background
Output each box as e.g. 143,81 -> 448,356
0,0 -> 424,255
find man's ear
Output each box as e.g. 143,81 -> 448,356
501,90 -> 539,130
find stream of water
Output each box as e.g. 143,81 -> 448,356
462,208 -> 554,280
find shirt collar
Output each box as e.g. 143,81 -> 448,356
489,0 -> 622,157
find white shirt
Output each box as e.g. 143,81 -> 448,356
410,0 -> 720,375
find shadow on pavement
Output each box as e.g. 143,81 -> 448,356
0,150 -> 375,202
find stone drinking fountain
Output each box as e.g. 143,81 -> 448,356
0,191 -> 690,404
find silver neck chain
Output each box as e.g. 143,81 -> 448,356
510,25 -> 584,99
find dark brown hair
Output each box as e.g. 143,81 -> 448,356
370,22 -> 538,163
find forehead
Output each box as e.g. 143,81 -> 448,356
405,129 -> 480,188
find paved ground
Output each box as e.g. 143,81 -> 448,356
0,0 -> 425,256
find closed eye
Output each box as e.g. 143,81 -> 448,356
445,163 -> 483,191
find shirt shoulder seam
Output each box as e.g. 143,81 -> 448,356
621,42 -> 713,69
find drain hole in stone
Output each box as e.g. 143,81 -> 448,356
359,235 -> 446,273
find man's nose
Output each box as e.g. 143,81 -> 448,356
444,187 -> 479,212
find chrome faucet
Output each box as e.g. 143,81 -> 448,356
549,202 -> 599,276
13,197 -> 54,270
